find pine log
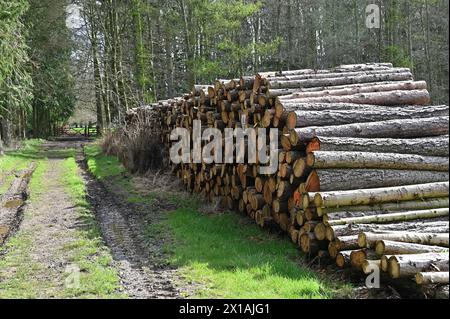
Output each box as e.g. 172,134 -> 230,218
308,151 -> 448,172
291,117 -> 449,145
281,89 -> 430,106
388,253 -> 449,279
309,136 -> 450,157
286,105 -> 447,129
268,72 -> 414,89
314,223 -> 328,241
259,64 -> 395,83
359,232 -> 450,249
376,240 -> 449,256
362,260 -> 382,275
310,169 -> 449,192
415,272 -> 449,285
270,80 -> 423,98
326,221 -> 450,242
279,81 -> 427,100
328,236 -> 360,258
314,182 -> 450,208
334,235 -> 360,250
300,232 -> 328,255
326,208 -> 449,227
318,198 -> 450,218
350,249 -> 375,270
336,251 -> 353,268
276,101 -> 445,120
269,68 -> 411,82
381,255 -> 393,272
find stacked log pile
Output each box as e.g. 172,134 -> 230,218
126,63 -> 449,296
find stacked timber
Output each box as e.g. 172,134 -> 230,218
125,63 -> 449,296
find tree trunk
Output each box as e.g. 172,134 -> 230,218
326,208 -> 449,226
376,240 -> 449,255
268,72 -> 413,89
336,251 -> 352,268
286,105 -> 448,129
359,232 -> 450,248
314,182 -> 449,208
389,253 -> 449,279
310,168 -> 448,192
362,260 -> 382,274
321,197 -> 450,219
270,80 -> 421,97
416,272 -> 449,285
309,151 -> 448,172
329,236 -> 360,258
310,136 -> 450,157
268,68 -> 411,82
327,221 -> 449,242
316,198 -> 448,221
278,81 -> 427,100
291,117 -> 449,145
280,89 -> 430,106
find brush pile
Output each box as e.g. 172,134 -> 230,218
125,63 -> 449,297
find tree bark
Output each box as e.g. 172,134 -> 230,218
389,253 -> 449,279
314,182 -> 449,208
376,240 -> 449,255
359,232 -> 450,248
280,89 -> 430,106
319,198 -> 449,218
278,81 -> 427,100
286,105 -> 448,129
310,168 -> 448,192
326,221 -> 449,242
326,208 -> 449,226
336,251 -> 352,268
268,72 -> 414,89
310,151 -> 448,172
311,136 -> 450,157
329,236 -> 360,258
267,68 -> 411,82
416,272 -> 449,285
270,80 -> 421,97
291,117 -> 449,145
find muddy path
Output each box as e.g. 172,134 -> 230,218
77,152 -> 180,299
0,139 -> 181,299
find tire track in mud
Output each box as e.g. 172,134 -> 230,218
76,147 -> 181,299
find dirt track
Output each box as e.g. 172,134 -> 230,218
79,154 -> 180,299
0,140 -> 182,299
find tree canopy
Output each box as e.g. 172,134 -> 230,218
0,0 -> 448,145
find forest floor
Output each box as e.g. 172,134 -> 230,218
1,139 -> 409,299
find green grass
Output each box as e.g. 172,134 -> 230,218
85,145 -> 348,299
159,208 -> 340,299
84,144 -> 126,180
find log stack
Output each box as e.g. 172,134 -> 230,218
125,63 -> 449,297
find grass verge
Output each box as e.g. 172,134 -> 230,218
86,143 -> 349,299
